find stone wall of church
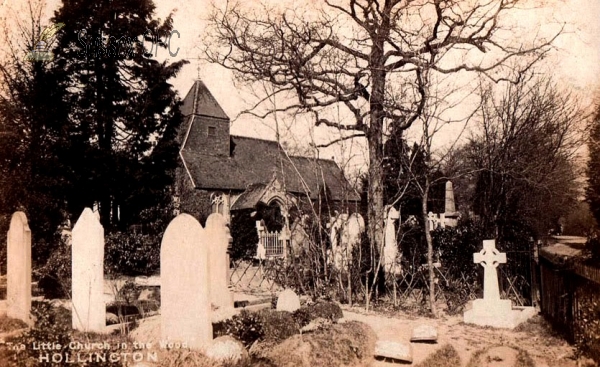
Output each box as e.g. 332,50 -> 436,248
175,166 -> 212,225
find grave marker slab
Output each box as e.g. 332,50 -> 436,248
464,239 -> 536,328
161,214 -> 212,350
276,288 -> 300,312
410,324 -> 438,343
383,206 -> 400,275
7,212 -> 31,324
72,208 -> 105,332
206,213 -> 234,310
374,340 -> 413,363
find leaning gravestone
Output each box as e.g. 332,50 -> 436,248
72,208 -> 106,332
161,214 -> 212,350
7,212 -> 31,324
205,213 -> 234,310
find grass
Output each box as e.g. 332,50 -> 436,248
0,315 -> 28,333
514,315 -> 562,339
466,345 -> 535,367
415,344 -> 461,367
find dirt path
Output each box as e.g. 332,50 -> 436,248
342,307 -> 577,367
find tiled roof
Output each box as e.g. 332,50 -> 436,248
180,135 -> 360,201
180,80 -> 229,120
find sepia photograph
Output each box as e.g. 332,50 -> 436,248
0,0 -> 599,365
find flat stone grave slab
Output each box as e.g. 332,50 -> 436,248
374,340 -> 413,363
410,324 -> 438,343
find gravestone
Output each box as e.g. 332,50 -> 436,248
410,324 -> 438,343
374,340 -> 413,363
383,206 -> 401,275
161,214 -> 212,349
463,239 -> 536,328
72,208 -> 106,332
444,181 -> 459,227
7,212 -> 31,324
206,213 -> 234,310
276,288 -> 300,312
206,336 -> 248,363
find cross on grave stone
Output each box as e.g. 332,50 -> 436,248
473,240 -> 506,301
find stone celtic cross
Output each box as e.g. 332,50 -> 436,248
473,239 -> 506,301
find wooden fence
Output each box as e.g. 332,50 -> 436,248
539,255 -> 600,360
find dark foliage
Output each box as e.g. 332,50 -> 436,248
256,309 -> 300,343
292,300 -> 343,328
50,0 -> 187,231
213,309 -> 265,348
104,231 -> 160,276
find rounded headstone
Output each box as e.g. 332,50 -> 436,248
276,289 -> 300,312
205,336 -> 248,363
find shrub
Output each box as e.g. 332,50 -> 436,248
291,307 -> 312,328
213,310 -> 265,348
0,315 -> 28,333
306,300 -> 343,322
104,231 -> 160,276
415,344 -> 461,367
257,309 -> 300,343
37,232 -> 71,299
9,301 -> 73,367
264,321 -> 376,367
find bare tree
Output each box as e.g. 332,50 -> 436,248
459,76 -> 586,237
205,0 -> 559,310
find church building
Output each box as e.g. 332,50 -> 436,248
174,80 -> 360,257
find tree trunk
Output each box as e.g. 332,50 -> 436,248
422,176 -> 437,317
365,19 -> 389,310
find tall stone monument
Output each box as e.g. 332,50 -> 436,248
7,212 -> 31,324
464,239 -> 536,328
383,206 -> 401,275
161,214 -> 212,349
444,181 -> 459,227
72,208 -> 106,332
206,213 -> 234,310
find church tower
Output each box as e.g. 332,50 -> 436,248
179,79 -> 230,157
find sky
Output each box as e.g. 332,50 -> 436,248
1,0 -> 599,177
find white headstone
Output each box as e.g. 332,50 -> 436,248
475,240 -> 506,300
206,213 -> 234,310
276,288 -> 300,312
463,239 -> 536,328
383,207 -> 401,275
72,208 -> 106,332
7,212 -> 31,324
161,214 -> 212,349
427,212 -> 437,232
